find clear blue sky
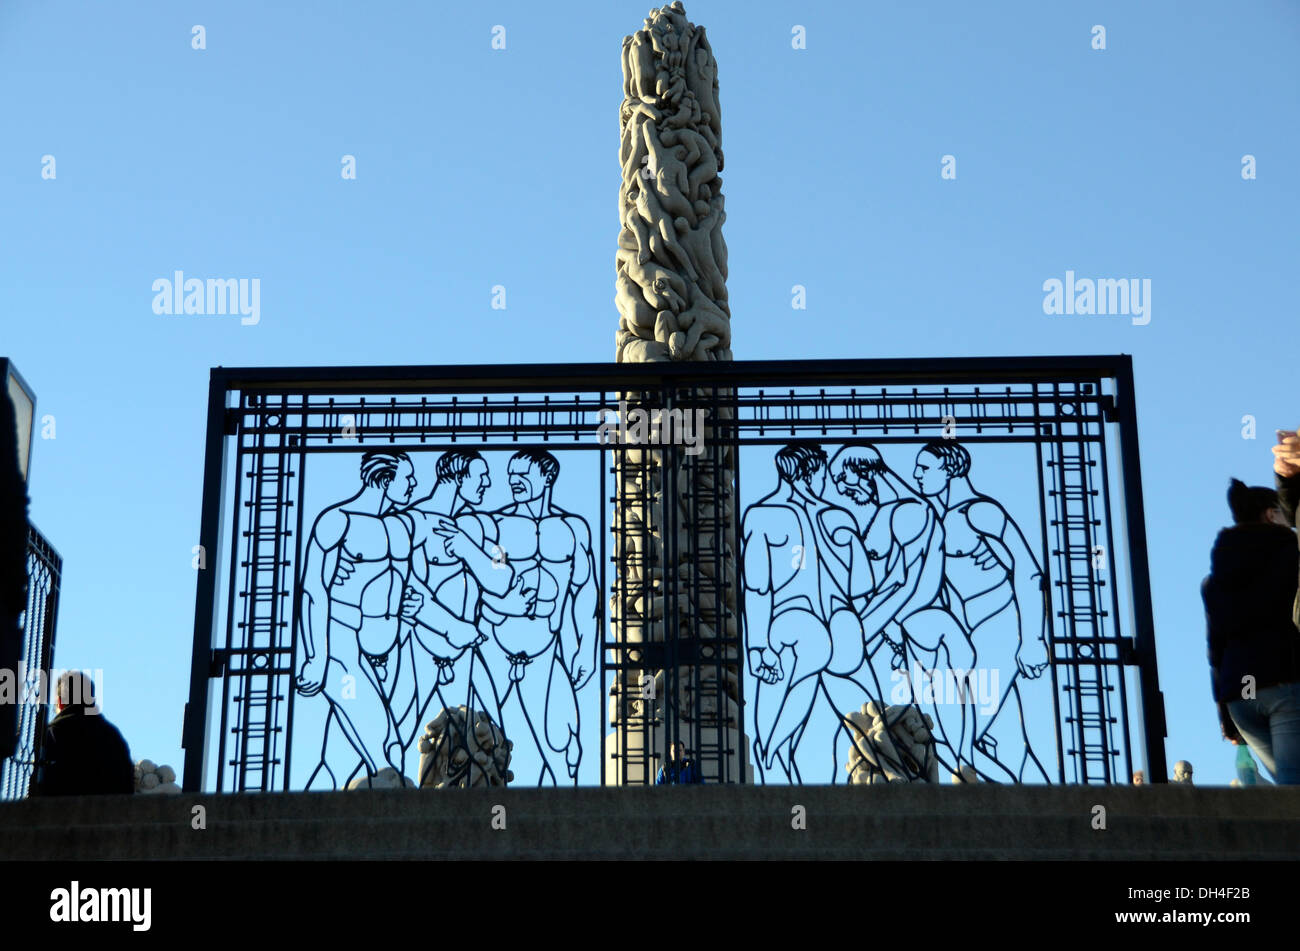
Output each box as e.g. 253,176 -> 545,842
2,0 -> 1297,787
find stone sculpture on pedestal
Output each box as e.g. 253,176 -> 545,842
843,702 -> 941,785
134,759 -> 182,795
418,706 -> 513,789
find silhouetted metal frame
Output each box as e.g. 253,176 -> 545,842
1113,360 -> 1166,782
182,355 -> 1167,790
0,525 -> 63,800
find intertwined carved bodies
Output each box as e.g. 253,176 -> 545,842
616,2 -> 729,364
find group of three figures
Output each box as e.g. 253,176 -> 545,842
742,441 -> 1053,784
293,449 -> 598,789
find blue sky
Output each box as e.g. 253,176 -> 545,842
3,0 -> 1298,788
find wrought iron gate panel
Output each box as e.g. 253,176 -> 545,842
182,357 -> 1166,791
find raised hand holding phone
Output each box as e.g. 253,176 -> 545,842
1273,428 -> 1300,478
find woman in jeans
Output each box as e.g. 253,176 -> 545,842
1202,478 -> 1300,783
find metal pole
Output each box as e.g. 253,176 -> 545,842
181,373 -> 230,792
1113,357 -> 1167,783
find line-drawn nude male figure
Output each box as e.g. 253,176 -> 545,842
400,450 -> 537,747
912,441 -> 1051,782
478,450 -> 597,785
827,444 -> 976,774
295,452 -> 479,788
742,444 -> 877,783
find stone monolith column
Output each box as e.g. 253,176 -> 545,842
607,1 -> 748,784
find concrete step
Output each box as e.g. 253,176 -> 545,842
4,785 -> 1298,860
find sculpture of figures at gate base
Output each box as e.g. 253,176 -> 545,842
418,706 -> 513,789
951,764 -> 978,785
134,760 -> 182,795
1172,760 -> 1194,784
347,767 -> 415,790
844,702 -> 940,784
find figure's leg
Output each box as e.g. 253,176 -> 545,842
543,645 -> 582,783
299,640 -> 376,786
902,607 -> 974,774
760,610 -> 832,770
824,668 -> 876,783
354,640 -> 404,781
827,608 -> 867,678
326,652 -> 382,783
967,606 -> 1040,781
509,641 -> 560,786
466,646 -> 509,743
381,633 -> 423,775
822,608 -> 876,783
305,700 -> 360,791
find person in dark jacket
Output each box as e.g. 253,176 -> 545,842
1202,479 -> 1300,784
1273,427 -> 1300,628
33,671 -> 134,796
655,741 -> 704,784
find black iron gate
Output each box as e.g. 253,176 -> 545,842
0,525 -> 63,800
182,356 -> 1166,791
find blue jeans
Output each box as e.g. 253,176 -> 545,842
1229,682 -> 1300,784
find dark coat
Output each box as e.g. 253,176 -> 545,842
32,705 -> 135,796
655,758 -> 704,784
1202,522 -> 1300,702
1278,471 -> 1300,629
